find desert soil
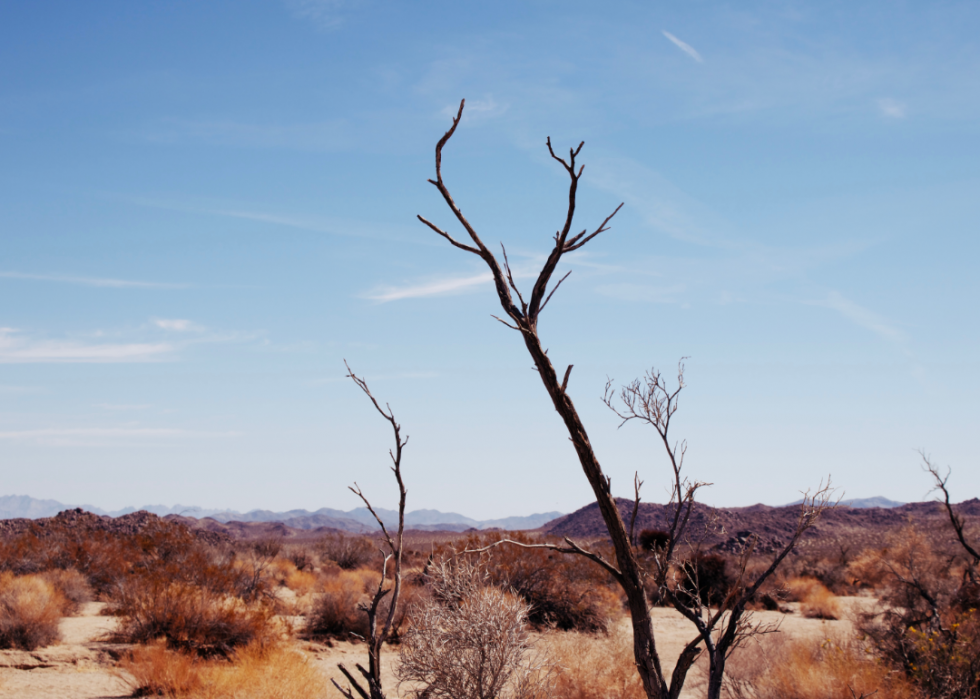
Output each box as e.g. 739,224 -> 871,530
0,596 -> 878,699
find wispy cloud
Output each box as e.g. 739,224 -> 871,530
878,98 -> 907,118
595,283 -> 686,304
662,31 -> 704,64
0,427 -> 241,447
364,271 -> 495,302
153,318 -> 202,332
0,328 -> 174,364
0,385 -> 44,395
441,96 -> 508,122
0,271 -> 188,289
284,0 -> 357,30
587,155 -> 731,247
93,403 -> 153,411
127,196 -> 429,246
138,117 -> 352,151
813,291 -> 905,344
313,370 -> 439,385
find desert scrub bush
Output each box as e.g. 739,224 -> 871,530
120,641 -> 203,697
711,635 -> 920,699
398,557 -> 554,699
0,572 -> 67,650
899,609 -> 980,699
40,568 -> 91,613
111,579 -> 278,658
119,639 -> 328,699
458,532 -> 622,632
855,525 -> 980,697
306,565 -> 423,641
784,577 -> 842,620
284,567 -> 318,597
638,529 -> 670,553
677,553 -> 734,607
546,625 -> 645,699
282,544 -> 314,572
317,533 -> 376,570
306,568 -> 380,639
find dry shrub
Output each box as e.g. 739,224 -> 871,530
398,557 -> 553,699
0,527 -> 132,596
847,548 -> 893,590
678,553 -> 734,607
785,577 -> 841,620
458,533 -> 623,632
112,580 -> 278,658
547,625 -> 645,699
638,529 -> 670,553
285,568 -> 318,597
40,568 -> 91,613
119,640 -> 328,698
306,568 -> 380,639
120,641 -> 203,697
716,636 -> 920,699
854,525 -> 980,698
317,533 -> 376,570
0,572 -> 66,650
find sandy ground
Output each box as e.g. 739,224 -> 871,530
0,596 -> 879,699
0,602 -> 130,699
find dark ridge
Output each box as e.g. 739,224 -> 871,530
542,498 -> 976,553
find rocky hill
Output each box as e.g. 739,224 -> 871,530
543,498 -> 980,554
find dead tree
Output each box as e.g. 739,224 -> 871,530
421,100 -> 831,699
923,452 -> 980,582
332,361 -> 408,699
602,363 -> 834,699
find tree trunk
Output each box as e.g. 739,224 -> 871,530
521,329 -> 669,699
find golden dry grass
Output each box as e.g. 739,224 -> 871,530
0,571 -> 67,650
544,625 -> 645,699
285,568 -> 318,597
784,577 -> 842,620
119,640 -> 329,698
719,636 -> 922,699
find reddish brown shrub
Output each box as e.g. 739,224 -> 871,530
111,579 -> 277,658
638,529 -> 670,553
317,534 -> 376,570
678,553 -> 733,607
0,572 -> 66,650
456,533 -> 623,633
40,568 -> 91,613
305,569 -> 378,638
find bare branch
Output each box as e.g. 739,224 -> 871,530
539,270 -> 572,314
463,537 -> 624,586
630,472 -> 644,547
338,362 -> 411,699
421,99 -> 523,324
491,314 -> 520,331
560,364 -> 573,393
565,202 -> 624,252
333,664 -> 370,699
500,243 -> 527,313
923,451 -> 980,567
416,215 -> 480,254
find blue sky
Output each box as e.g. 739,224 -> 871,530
1,1 -> 978,518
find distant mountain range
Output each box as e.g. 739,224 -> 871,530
785,496 -> 905,508
0,495 -> 562,533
